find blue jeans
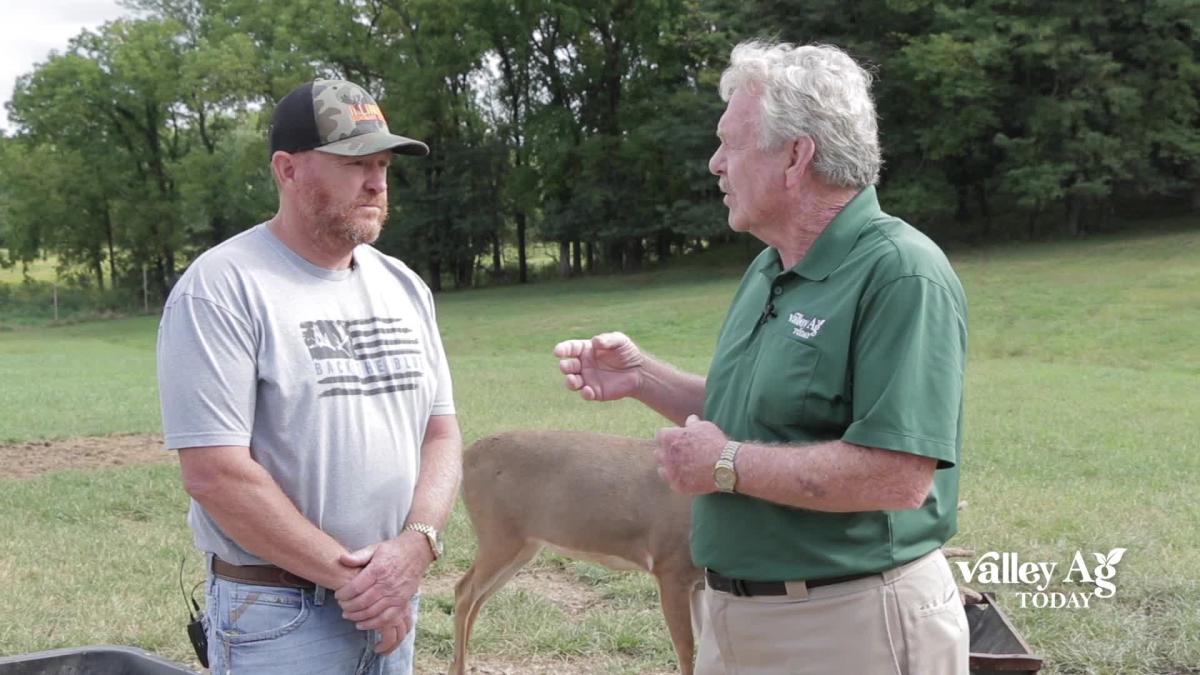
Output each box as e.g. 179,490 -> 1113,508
205,572 -> 419,675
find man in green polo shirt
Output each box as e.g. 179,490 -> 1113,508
554,40 -> 969,674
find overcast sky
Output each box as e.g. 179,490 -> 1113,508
1,0 -> 133,131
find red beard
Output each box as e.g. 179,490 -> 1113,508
303,180 -> 389,246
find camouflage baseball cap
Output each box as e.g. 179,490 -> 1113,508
268,79 -> 429,157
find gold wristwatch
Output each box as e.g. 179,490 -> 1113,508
713,441 -> 743,493
403,522 -> 443,561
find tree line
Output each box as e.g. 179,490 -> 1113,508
1,0 -> 1196,299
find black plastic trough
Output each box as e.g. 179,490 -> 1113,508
967,592 -> 1046,674
0,646 -> 195,675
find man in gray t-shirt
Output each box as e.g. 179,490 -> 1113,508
157,79 -> 461,675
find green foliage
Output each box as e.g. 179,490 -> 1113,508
2,0 -> 1197,295
730,0 -> 1200,237
176,114 -> 277,246
0,281 -> 144,328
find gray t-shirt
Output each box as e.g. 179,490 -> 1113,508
157,223 -> 455,565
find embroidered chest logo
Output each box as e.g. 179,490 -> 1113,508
788,312 -> 827,339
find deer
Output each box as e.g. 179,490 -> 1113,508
450,429 -> 703,675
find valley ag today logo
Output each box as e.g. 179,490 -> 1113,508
954,548 -> 1127,609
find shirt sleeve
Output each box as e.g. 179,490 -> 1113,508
842,275 -> 965,467
157,293 -> 258,449
423,289 -> 456,417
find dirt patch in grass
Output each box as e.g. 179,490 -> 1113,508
0,434 -> 170,479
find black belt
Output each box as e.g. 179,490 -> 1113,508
705,568 -> 878,597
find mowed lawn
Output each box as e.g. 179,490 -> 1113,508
1,225 -> 1198,673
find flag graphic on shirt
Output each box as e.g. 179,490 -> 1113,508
300,317 -> 423,398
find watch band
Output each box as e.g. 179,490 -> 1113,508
714,441 -> 742,493
719,441 -> 742,465
403,521 -> 442,561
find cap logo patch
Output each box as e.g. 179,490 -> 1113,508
349,103 -> 385,123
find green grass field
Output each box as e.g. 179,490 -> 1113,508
1,225 -> 1198,673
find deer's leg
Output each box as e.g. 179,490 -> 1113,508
657,570 -> 701,675
450,538 -> 541,675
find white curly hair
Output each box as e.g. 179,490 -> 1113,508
719,41 -> 882,188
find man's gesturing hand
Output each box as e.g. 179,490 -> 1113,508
553,332 -> 644,402
335,532 -> 433,653
655,415 -> 728,495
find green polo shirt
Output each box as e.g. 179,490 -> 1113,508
696,186 -> 967,581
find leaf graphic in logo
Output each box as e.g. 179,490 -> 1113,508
1105,548 -> 1127,566
1093,552 -> 1106,565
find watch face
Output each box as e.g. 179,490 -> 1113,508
714,465 -> 737,491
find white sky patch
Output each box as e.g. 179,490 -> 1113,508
0,0 -> 133,131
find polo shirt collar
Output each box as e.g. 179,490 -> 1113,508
758,185 -> 882,282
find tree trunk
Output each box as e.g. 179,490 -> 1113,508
571,239 -> 582,276
428,259 -> 443,292
93,256 -> 105,291
491,230 -> 502,274
455,254 -> 473,289
516,211 -> 528,283
164,247 -> 176,297
585,241 -> 595,272
626,237 -> 644,272
974,184 -> 992,237
954,183 -> 970,223
210,215 -> 228,246
155,257 -> 167,302
1066,197 -> 1083,237
558,239 -> 571,278
606,240 -> 624,272
656,232 -> 671,261
103,203 -> 117,286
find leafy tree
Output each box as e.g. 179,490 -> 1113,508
4,0 -> 1197,301
10,19 -> 193,295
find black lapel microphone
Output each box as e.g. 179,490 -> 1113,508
760,301 -> 777,324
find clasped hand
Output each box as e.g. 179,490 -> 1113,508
334,533 -> 432,654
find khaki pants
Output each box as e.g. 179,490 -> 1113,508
694,550 -> 969,675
